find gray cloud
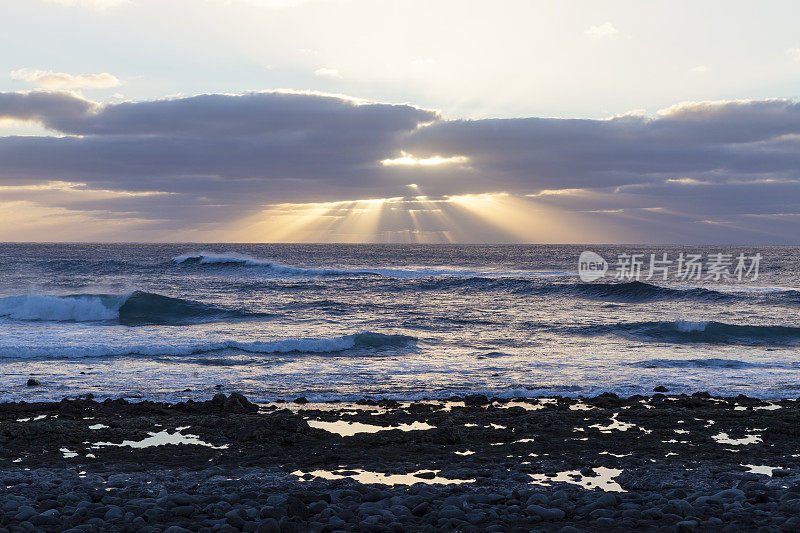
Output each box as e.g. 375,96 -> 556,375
0,91 -> 439,203
0,90 -> 99,126
1,91 -> 799,242
400,99 -> 800,193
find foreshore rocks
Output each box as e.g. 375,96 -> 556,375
2,392 -> 800,531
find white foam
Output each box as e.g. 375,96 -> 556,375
174,252 -> 270,265
675,320 -> 709,333
173,252 -> 351,276
172,252 -> 566,279
0,294 -> 123,322
0,331 -> 406,359
712,285 -> 800,294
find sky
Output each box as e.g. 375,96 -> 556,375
1,0 -> 799,243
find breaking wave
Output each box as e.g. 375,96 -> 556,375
0,291 -> 269,326
173,252 -> 568,280
565,281 -> 733,302
169,253 -> 800,308
173,252 -> 358,276
0,332 -> 417,360
413,278 -> 737,302
571,320 -> 800,346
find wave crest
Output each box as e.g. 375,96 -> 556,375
568,281 -> 732,302
173,252 -> 354,276
173,252 -> 572,280
572,320 -> 800,346
0,331 -> 416,359
0,291 -> 267,325
0,294 -> 121,322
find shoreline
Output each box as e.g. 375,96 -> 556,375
6,382 -> 800,405
2,392 -> 800,531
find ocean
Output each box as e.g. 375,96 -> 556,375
0,243 -> 798,402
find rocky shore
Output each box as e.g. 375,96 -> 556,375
2,391 -> 800,532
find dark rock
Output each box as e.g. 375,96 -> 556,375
26,378 -> 41,387
104,505 -> 124,521
464,394 -> 490,406
172,505 -> 196,517
286,497 -> 308,519
293,397 -> 308,404
356,398 -> 378,406
438,505 -> 464,519
675,519 -> 699,532
256,518 -> 280,533
782,516 -> 800,531
224,509 -> 246,528
4,392 -> 800,532
526,504 -> 565,520
595,493 -> 618,508
223,392 -> 259,413
411,502 -> 429,516
653,386 -> 668,393
14,506 -> 37,522
164,527 -> 191,533
465,509 -> 487,524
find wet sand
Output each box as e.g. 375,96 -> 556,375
2,392 -> 800,531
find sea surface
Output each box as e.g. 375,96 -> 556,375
0,244 -> 798,402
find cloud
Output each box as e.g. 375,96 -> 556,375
690,65 -> 709,73
0,90 -> 99,127
10,69 -> 122,89
403,98 -> 800,190
584,22 -> 618,39
314,68 -> 342,78
0,90 -> 439,202
787,48 -> 800,62
1,90 -> 799,242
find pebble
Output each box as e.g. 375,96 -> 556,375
1,392 -> 799,531
526,504 -> 566,520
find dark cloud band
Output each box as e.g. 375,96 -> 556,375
1,90 -> 798,242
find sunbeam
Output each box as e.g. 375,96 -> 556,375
227,188 -> 646,243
